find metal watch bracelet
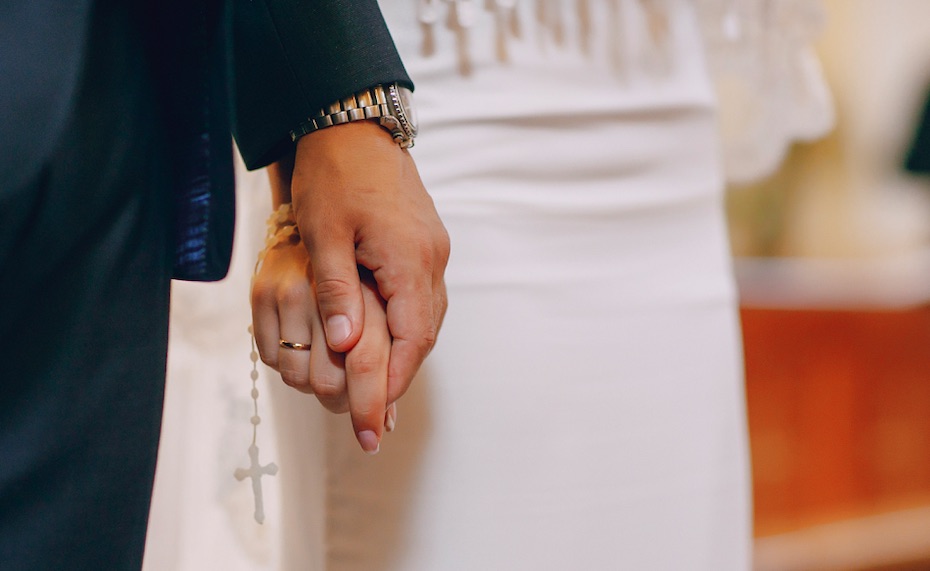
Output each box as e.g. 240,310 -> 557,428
290,85 -> 394,143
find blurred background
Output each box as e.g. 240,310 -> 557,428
728,1 -> 930,569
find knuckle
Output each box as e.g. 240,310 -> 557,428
416,320 -> 439,350
346,351 -> 385,379
309,374 -> 344,400
250,280 -> 276,308
414,238 -> 435,269
416,224 -> 451,265
409,329 -> 437,358
313,277 -> 356,306
374,270 -> 402,298
279,366 -> 309,388
275,280 -> 311,308
420,329 -> 437,352
259,352 -> 279,370
402,231 -> 440,273
436,227 -> 451,263
351,404 -> 379,420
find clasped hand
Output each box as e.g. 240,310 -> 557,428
250,122 -> 449,454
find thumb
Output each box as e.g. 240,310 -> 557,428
305,235 -> 365,353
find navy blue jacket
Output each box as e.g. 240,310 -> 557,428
0,0 -> 411,280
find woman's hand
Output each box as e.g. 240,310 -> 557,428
251,224 -> 397,454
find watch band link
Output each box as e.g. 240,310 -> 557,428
290,86 -> 392,142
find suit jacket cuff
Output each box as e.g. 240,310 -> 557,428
230,0 -> 412,170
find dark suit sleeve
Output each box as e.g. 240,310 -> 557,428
230,0 -> 412,170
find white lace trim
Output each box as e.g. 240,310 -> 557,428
414,0 -> 835,184
699,0 -> 834,183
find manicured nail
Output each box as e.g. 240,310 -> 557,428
326,315 -> 352,346
384,403 -> 397,433
357,430 -> 380,455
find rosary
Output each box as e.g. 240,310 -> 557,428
234,204 -> 298,524
233,329 -> 278,524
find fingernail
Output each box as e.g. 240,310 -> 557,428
326,315 -> 352,346
384,403 -> 397,433
357,430 -> 380,455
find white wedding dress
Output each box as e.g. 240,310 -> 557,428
274,1 -> 751,569
141,0 -> 832,568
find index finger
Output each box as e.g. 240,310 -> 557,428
345,272 -> 392,454
383,278 -> 437,404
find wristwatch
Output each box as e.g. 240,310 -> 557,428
290,83 -> 418,148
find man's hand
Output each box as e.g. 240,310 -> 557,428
290,121 -> 449,405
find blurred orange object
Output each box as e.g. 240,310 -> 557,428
742,306 -> 930,537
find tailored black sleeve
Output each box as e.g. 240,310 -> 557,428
230,0 -> 412,170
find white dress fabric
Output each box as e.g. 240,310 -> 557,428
145,1 -> 753,569
143,167 -> 285,571
273,1 -> 751,569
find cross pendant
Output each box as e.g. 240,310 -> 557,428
234,443 -> 278,524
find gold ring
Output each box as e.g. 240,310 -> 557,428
279,339 -> 311,351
